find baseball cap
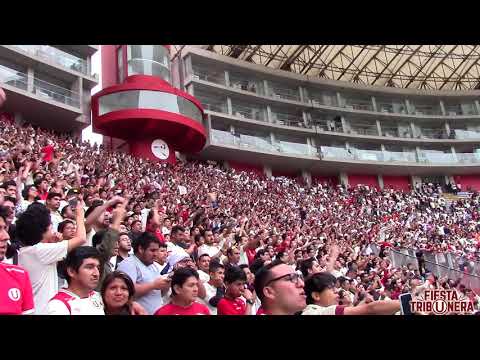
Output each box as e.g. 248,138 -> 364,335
167,252 -> 191,269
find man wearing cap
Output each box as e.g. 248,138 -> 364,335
302,272 -> 400,315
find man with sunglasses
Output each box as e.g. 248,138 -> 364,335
302,272 -> 400,315
254,260 -> 307,315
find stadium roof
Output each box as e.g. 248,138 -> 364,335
198,45 -> 480,91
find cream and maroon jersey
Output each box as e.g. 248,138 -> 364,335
47,289 -> 105,315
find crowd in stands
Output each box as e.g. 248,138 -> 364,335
1,118 -> 480,315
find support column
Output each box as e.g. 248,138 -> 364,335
340,172 -> 349,187
475,100 -> 480,115
299,86 -> 306,103
336,92 -> 343,108
378,174 -> 384,189
341,115 -> 348,133
264,165 -> 272,178
405,99 -> 413,114
266,105 -> 273,123
227,97 -> 232,115
263,80 -> 270,97
439,100 -> 446,116
372,96 -> 378,112
445,122 -> 451,138
411,176 -> 422,188
224,70 -> 230,87
302,111 -> 309,127
27,67 -> 34,93
376,119 -> 382,136
302,169 -> 312,186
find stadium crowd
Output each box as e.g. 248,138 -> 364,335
1,118 -> 480,315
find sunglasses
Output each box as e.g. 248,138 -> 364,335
265,272 -> 303,287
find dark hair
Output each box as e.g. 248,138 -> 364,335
171,267 -> 199,296
224,265 -> 247,284
34,178 -> 47,187
171,225 -> 185,236
101,271 -> 135,310
2,196 -> 17,205
22,185 -> 37,200
254,248 -> 267,260
253,259 -> 284,303
131,219 -> 142,228
239,264 -> 249,271
58,219 -> 75,234
1,180 -> 16,189
299,257 -> 316,278
0,205 -> 9,223
133,231 -> 160,253
194,234 -> 203,244
92,229 -> 108,247
63,246 -> 101,284
304,272 -> 337,305
209,260 -> 225,273
249,258 -> 265,275
46,192 -> 62,201
198,253 -> 210,261
16,203 -> 51,246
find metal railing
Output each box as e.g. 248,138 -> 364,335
268,83 -> 301,102
414,128 -> 448,139
11,45 -> 88,75
0,65 -> 28,91
453,129 -> 480,140
377,245 -> 480,292
271,111 -> 307,128
231,103 -> 266,122
191,67 -> 226,86
347,125 -> 379,136
195,94 -> 228,114
0,65 -> 80,108
229,74 -> 264,95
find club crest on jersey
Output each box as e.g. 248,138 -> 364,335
8,288 -> 21,301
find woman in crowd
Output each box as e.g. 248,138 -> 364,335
101,271 -> 137,315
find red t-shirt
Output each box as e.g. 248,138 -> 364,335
154,301 -> 210,315
0,263 -> 35,315
41,145 -> 55,162
145,224 -> 165,244
246,248 -> 257,265
217,297 -> 246,315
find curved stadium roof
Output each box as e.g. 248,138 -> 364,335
198,45 -> 480,91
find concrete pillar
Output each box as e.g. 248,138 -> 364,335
302,169 -> 312,186
376,119 -> 382,136
186,84 -> 194,96
299,86 -> 306,103
415,146 -> 422,163
341,115 -> 348,133
263,80 -> 270,97
445,122 -> 451,137
410,121 -> 417,138
27,67 -> 34,93
372,96 -> 378,112
475,100 -> 480,115
302,111 -> 309,127
336,92 -> 343,107
227,97 -> 232,115
439,100 -> 446,116
405,99 -> 413,114
378,174 -> 384,189
340,172 -> 349,187
264,165 -> 272,178
411,176 -> 422,188
224,70 -> 230,87
266,105 -> 273,123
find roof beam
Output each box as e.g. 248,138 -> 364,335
311,45 -> 348,77
376,45 -> 421,85
263,45 -> 285,67
350,45 -> 385,81
439,45 -> 479,90
404,45 -> 443,88
336,45 -> 369,81
279,45 -> 308,70
227,45 -> 248,58
299,45 -> 329,74
242,45 -> 263,62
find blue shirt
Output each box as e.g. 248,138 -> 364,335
117,255 -> 163,315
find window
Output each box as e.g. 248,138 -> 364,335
117,47 -> 124,83
127,45 -> 171,82
98,90 -> 202,123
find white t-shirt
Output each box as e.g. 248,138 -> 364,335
86,228 -> 96,247
199,282 -> 219,315
47,289 -> 105,315
18,241 -> 69,315
197,244 -> 220,258
302,304 -> 345,315
198,270 -> 210,284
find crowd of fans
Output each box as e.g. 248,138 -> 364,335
1,117 -> 480,315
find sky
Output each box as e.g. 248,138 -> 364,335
81,49 -> 103,145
